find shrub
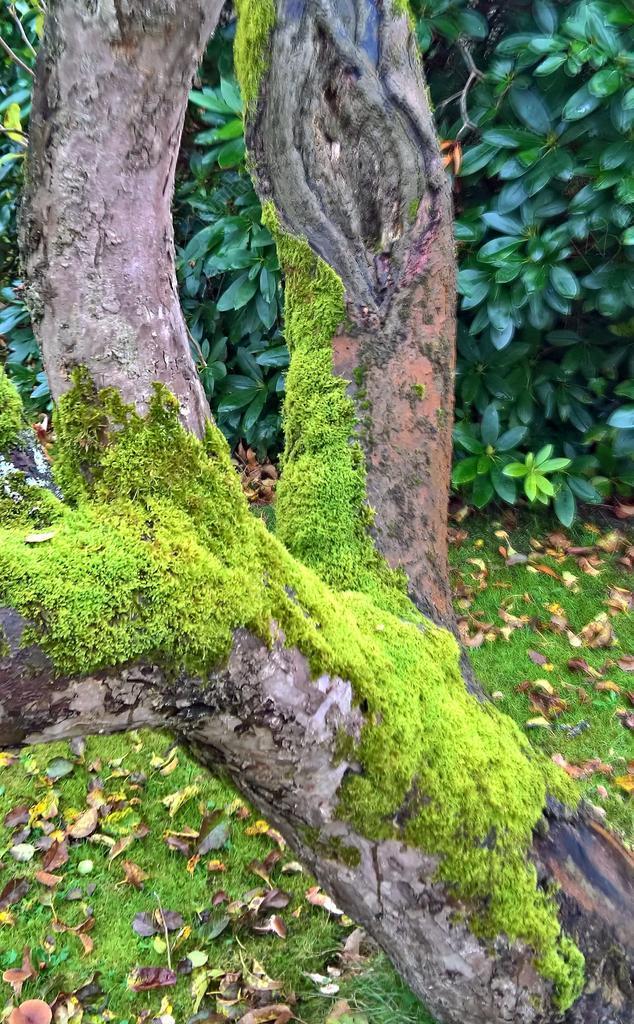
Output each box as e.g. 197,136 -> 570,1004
415,0 -> 634,519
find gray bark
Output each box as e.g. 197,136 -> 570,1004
19,0 -> 221,436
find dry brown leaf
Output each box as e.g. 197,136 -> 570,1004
579,612 -> 615,649
119,860 -> 148,889
34,871 -> 63,888
67,807 -> 98,839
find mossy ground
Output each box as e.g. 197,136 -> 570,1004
0,730 -> 422,1024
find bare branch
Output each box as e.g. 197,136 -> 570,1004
0,32 -> 34,76
8,4 -> 37,57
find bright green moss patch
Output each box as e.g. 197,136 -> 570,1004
0,364 -> 23,451
263,203 -> 415,621
234,0 -> 276,109
0,377 -> 582,1007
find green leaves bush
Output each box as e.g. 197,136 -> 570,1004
417,0 -> 634,520
174,29 -> 286,456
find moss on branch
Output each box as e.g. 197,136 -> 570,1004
0,373 -> 583,1008
234,0 -> 276,109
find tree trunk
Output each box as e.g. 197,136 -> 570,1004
240,0 -> 456,622
20,0 -> 220,437
1,3 -> 632,1024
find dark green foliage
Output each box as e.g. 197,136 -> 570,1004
415,0 -> 634,517
0,3 -> 46,414
174,25 -> 286,457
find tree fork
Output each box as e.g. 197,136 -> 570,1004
1,2 -> 632,1023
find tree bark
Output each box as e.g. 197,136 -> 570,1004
2,3 -> 632,1024
244,1 -> 456,622
19,0 -> 220,437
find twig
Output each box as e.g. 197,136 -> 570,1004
186,324 -> 207,367
0,33 -> 34,76
154,891 -> 172,970
8,5 -> 37,57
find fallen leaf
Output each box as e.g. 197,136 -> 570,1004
525,717 -> 551,729
24,531 -> 56,544
45,757 -> 74,780
119,860 -> 148,889
567,658 -> 603,679
132,912 -> 156,937
238,1006 -> 292,1024
614,501 -> 634,519
253,914 -> 287,939
162,785 -> 199,818
34,871 -> 63,888
280,862 -> 303,875
10,844 -> 36,863
4,805 -> 30,829
3,948 -> 35,997
198,820 -> 230,854
615,775 -> 634,794
305,887 -> 343,915
617,655 -> 634,672
67,807 -> 98,839
596,680 -> 622,694
580,612 -> 615,649
0,878 -> 30,909
128,967 -> 178,991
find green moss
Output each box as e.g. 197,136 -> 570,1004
0,377 -> 582,1007
0,625 -> 8,659
407,197 -> 421,223
262,203 -> 415,621
0,364 -> 23,451
0,467 -> 63,530
234,0 -> 276,109
412,383 -> 426,399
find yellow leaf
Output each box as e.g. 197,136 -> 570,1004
3,103 -> 26,145
245,819 -> 270,836
615,775 -> 634,794
162,784 -> 199,817
525,717 -> 551,729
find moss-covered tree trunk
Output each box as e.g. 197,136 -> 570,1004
0,3 -> 632,1024
236,0 -> 456,623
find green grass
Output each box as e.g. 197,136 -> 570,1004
0,731 -> 432,1024
449,510 -> 633,838
0,510 -> 631,1023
